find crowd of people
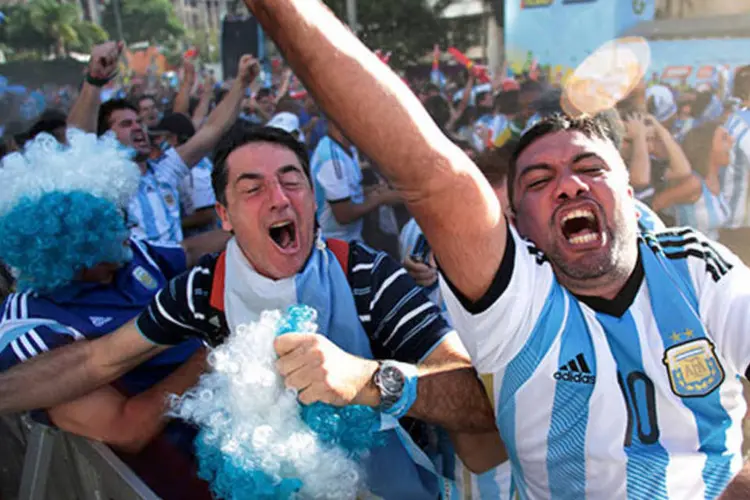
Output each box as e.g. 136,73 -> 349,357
0,1 -> 750,499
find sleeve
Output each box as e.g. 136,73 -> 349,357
153,147 -> 190,188
0,321 -> 79,371
142,240 -> 188,280
685,233 -> 750,377
315,157 -> 355,203
189,163 -> 217,210
361,247 -> 453,364
439,224 -> 555,374
135,265 -> 210,346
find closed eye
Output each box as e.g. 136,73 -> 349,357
527,178 -> 551,189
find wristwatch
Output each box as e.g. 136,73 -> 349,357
373,361 -> 406,411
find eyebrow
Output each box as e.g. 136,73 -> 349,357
278,164 -> 304,175
234,172 -> 263,186
519,152 -> 605,180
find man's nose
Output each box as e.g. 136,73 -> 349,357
554,173 -> 590,201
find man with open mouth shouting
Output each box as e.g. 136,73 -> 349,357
219,1 -> 748,499
68,42 -> 256,245
0,122 -> 501,499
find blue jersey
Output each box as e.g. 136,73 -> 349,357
0,239 -> 201,395
721,108 -> 750,229
442,226 -> 749,499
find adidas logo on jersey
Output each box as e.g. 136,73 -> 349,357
553,353 -> 596,385
89,316 -> 113,327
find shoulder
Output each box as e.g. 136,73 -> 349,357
648,228 -> 736,283
130,238 -> 188,280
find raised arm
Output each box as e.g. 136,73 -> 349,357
174,55 -> 259,168
246,0 -> 505,302
172,58 -> 196,116
68,42 -> 123,133
0,320 -> 164,414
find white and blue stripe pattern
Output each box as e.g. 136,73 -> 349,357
721,108 -> 750,229
673,181 -> 729,239
128,148 -> 190,244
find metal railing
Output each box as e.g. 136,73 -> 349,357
1,414 -> 159,500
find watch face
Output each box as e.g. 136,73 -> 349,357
381,365 -> 405,394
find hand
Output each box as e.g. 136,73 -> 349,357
624,113 -> 647,141
88,41 -> 123,80
370,184 -> 400,206
237,55 -> 261,86
274,333 -> 380,407
403,255 -> 438,288
183,58 -> 196,85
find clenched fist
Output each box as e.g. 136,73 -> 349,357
88,41 -> 123,81
274,333 -> 380,407
237,55 -> 261,87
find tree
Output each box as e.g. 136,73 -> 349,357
0,0 -> 108,60
322,0 -> 462,68
101,0 -> 185,45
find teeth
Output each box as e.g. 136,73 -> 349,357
568,233 -> 600,245
270,221 -> 292,229
562,209 -> 595,224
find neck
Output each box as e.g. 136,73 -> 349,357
137,160 -> 148,175
558,244 -> 640,301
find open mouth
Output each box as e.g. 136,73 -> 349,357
269,220 -> 298,251
560,208 -> 602,246
132,132 -> 149,148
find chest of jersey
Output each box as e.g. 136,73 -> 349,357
489,282 -> 744,500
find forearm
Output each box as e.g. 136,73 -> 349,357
114,350 -> 206,452
719,461 -> 750,500
172,80 -> 193,116
661,133 -> 693,179
450,430 -> 507,473
182,229 -> 231,268
67,82 -> 101,133
192,91 -> 212,130
628,137 -> 651,188
331,196 -> 382,225
182,207 -> 217,230
0,331 -> 160,414
204,79 -> 244,132
651,174 -> 701,212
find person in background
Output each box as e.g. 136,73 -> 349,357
720,65 -> 750,264
672,121 -> 733,239
68,42 -> 255,244
27,109 -> 67,144
148,113 -> 219,237
137,95 -> 161,130
310,120 -> 400,242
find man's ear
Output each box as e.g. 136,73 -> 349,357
215,202 -> 232,232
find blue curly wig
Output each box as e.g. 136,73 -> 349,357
0,191 -> 132,293
0,130 -> 140,292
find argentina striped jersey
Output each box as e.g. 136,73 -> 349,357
721,108 -> 750,229
441,225 -> 750,499
673,181 -> 730,240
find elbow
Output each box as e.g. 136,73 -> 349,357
108,431 -> 153,454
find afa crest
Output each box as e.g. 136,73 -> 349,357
133,266 -> 158,291
663,339 -> 724,398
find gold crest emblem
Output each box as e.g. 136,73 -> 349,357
133,266 -> 158,291
663,338 -> 724,398
163,193 -> 176,206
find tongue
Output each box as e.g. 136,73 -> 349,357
278,227 -> 292,248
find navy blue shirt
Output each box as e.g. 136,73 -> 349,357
0,238 -> 201,395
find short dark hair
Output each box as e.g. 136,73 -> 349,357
97,99 -> 139,136
682,120 -> 722,178
211,121 -> 311,205
508,113 -> 618,207
424,95 -> 451,130
28,109 -> 67,140
475,141 -> 518,187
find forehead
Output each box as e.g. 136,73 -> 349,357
110,108 -> 138,123
226,142 -> 304,179
516,130 -> 620,172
